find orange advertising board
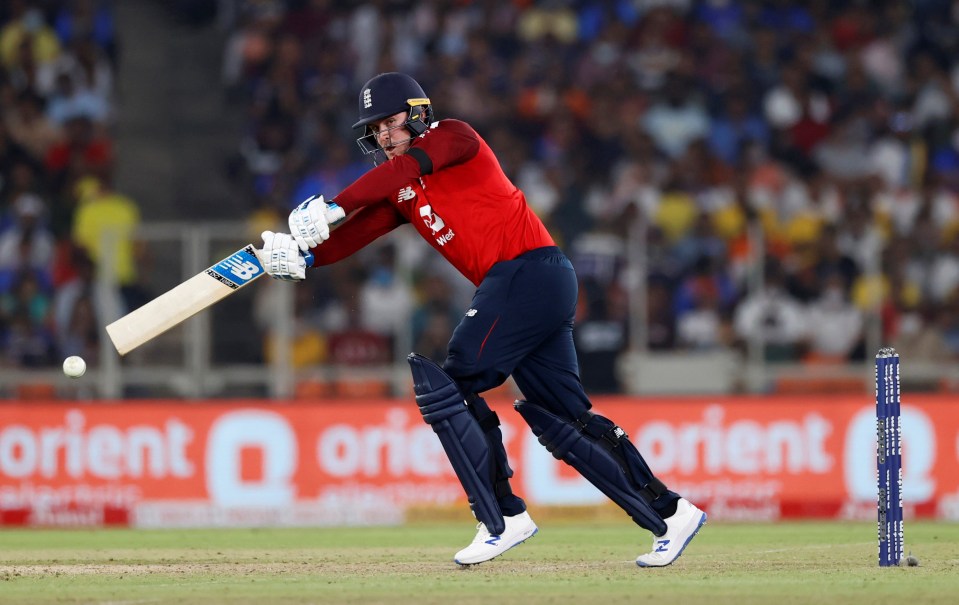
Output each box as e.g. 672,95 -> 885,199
0,395 -> 957,527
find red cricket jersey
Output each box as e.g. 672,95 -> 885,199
309,119 -> 555,286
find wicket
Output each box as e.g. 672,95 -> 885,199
876,347 -> 904,567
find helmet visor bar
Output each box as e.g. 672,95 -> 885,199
354,107 -> 428,165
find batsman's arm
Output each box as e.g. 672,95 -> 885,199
307,201 -> 407,267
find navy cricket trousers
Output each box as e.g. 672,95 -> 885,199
442,246 -> 590,420
441,246 -> 588,515
441,247 -> 679,521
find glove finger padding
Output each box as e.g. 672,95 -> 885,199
325,203 -> 346,225
289,194 -> 331,251
260,230 -> 306,281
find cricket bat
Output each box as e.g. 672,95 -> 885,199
105,244 -> 312,356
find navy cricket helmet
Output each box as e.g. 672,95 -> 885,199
353,72 -> 433,162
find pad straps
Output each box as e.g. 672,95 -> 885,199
466,397 -> 515,501
573,411 -> 667,504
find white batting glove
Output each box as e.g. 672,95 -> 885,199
260,230 -> 311,281
288,194 -> 347,251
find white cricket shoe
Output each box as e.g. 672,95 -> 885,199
454,511 -> 538,565
635,498 -> 707,568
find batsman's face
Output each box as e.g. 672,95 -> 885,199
369,111 -> 413,160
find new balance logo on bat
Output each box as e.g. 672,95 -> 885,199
223,257 -> 260,280
208,247 -> 264,289
107,242 -> 270,357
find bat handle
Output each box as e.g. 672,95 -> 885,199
301,249 -> 315,266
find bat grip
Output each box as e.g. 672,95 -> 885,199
301,249 -> 315,266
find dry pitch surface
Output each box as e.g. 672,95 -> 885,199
1,520 -> 957,604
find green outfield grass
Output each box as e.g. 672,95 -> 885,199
1,520 -> 957,604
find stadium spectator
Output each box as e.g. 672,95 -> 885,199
51,245 -> 113,356
0,269 -> 54,367
676,283 -> 734,351
410,273 -> 460,360
641,74 -> 710,160
43,113 -> 112,193
4,89 -> 62,160
574,278 -> 629,393
734,258 -> 807,361
0,1 -> 61,70
53,0 -> 118,65
0,192 -> 54,273
45,69 -> 109,126
708,91 -> 769,167
804,271 -> 864,361
70,173 -> 143,310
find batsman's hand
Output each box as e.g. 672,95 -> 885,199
288,194 -> 347,251
260,231 -> 313,281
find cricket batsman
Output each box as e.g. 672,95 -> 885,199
259,72 -> 707,567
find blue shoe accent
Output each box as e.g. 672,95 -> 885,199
454,527 -> 538,566
636,512 -> 707,568
453,512 -> 539,565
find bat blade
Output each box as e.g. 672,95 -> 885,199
105,244 -> 265,356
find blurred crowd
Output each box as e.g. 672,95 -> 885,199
7,0 -> 959,395
0,0 -> 142,376
224,0 -> 959,392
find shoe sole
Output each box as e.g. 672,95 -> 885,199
635,512 -> 707,568
454,527 -> 539,566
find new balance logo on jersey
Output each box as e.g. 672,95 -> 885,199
363,88 -> 372,109
465,309 -> 477,317
397,186 -> 416,203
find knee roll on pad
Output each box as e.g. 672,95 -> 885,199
514,400 -> 667,535
408,353 -> 505,535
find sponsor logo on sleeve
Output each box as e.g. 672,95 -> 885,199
419,204 -> 455,246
